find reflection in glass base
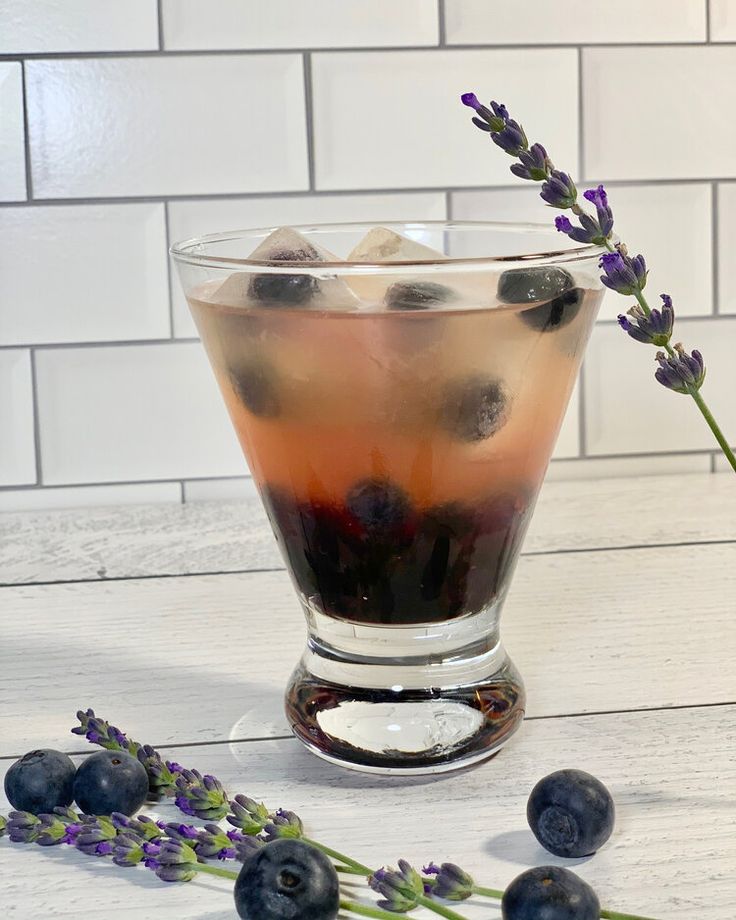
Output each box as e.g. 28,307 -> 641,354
284,604 -> 525,774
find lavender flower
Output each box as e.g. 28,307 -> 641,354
74,816 -> 117,856
110,812 -> 164,841
34,812 -> 76,846
460,93 -> 507,131
655,344 -> 706,393
235,836 -> 266,863
227,794 -> 271,835
369,860 -> 424,912
164,822 -> 200,846
7,811 -> 41,843
583,184 -> 614,237
510,143 -> 550,181
423,862 -> 474,901
174,769 -> 229,821
618,294 -> 674,346
599,248 -> 648,295
197,823 -> 241,861
138,745 -> 181,797
263,808 -> 304,841
72,709 -> 138,756
151,839 -> 199,883
540,170 -> 577,209
112,834 -> 147,868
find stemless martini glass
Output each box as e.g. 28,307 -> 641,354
171,221 -> 604,774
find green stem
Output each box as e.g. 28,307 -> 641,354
599,910 -> 662,920
340,901 -> 415,920
190,862 -> 239,881
415,894 -> 469,920
472,883 -> 505,899
302,837 -> 372,876
336,865 -> 370,876
689,387 -> 736,472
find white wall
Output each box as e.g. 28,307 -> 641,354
1,0 -> 734,510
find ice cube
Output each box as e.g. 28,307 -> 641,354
348,227 -> 446,263
212,227 -> 359,311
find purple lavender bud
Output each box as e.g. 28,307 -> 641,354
71,708 -> 95,735
36,812 -> 73,847
235,836 -> 266,863
617,298 -> 673,346
217,847 -> 237,861
555,215 -> 574,234
227,829 -> 245,842
143,840 -> 162,857
461,92 -> 481,110
74,815 -> 117,856
263,808 -> 304,842
112,836 -> 146,868
369,860 -> 424,913
165,822 -> 200,842
226,794 -> 270,835
583,184 -> 614,237
95,841 -> 114,856
174,769 -> 229,821
460,93 -> 501,130
540,170 -> 577,208
61,823 -> 83,844
174,796 -> 197,817
655,345 -> 706,393
86,731 -> 103,745
491,118 -> 528,157
471,116 -> 493,132
490,101 -> 509,120
511,142 -> 550,181
7,811 -> 41,843
424,862 -> 475,901
554,212 -> 603,245
599,249 -> 648,295
167,762 -> 184,775
154,839 -> 199,883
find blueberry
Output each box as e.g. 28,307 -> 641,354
498,267 -> 575,305
384,281 -> 453,311
73,750 -> 149,816
502,866 -> 600,920
229,359 -> 281,418
440,375 -> 509,442
527,769 -> 615,858
3,749 -> 76,815
234,839 -> 339,920
248,249 -> 319,306
346,478 -> 411,536
519,287 -> 583,332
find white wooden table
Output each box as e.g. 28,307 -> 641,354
1,473 -> 734,919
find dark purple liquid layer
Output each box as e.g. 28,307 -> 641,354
262,480 -> 531,625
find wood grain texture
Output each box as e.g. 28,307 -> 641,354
1,705 -> 735,919
2,543 -> 734,757
1,473 -> 734,586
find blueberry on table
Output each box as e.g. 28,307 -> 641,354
73,750 -> 149,816
3,749 -> 76,815
234,838 -> 340,920
384,281 -> 454,311
502,866 -> 600,920
527,768 -> 615,857
248,249 -> 319,306
229,359 -> 281,418
498,266 -> 575,305
440,375 -> 509,442
346,478 -> 412,536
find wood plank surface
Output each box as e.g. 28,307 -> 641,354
2,705 -> 734,919
1,473 -> 734,586
2,543 -> 734,757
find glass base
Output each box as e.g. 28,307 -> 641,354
284,603 -> 525,774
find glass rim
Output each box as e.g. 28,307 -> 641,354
169,219 -> 606,275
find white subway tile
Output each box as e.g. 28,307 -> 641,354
714,454 -> 736,472
0,482 -> 181,512
446,0 -> 706,44
546,453 -> 712,482
312,49 -> 578,190
0,63 -> 26,202
717,183 -> 736,314
163,0 -> 438,50
584,319 -> 736,455
584,47 -> 736,181
0,349 -> 35,486
0,204 -> 169,345
453,183 -> 713,319
552,384 -> 580,460
168,191 -> 447,336
710,0 -> 736,40
183,477 -> 257,501
35,343 -> 245,485
26,56 -> 308,198
0,0 -> 158,54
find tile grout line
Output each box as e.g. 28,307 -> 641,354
179,481 -> 186,504
445,189 -> 453,219
163,200 -> 175,336
711,181 -> 720,314
710,452 -> 717,473
28,350 -> 43,487
438,0 -> 447,46
577,45 -> 585,179
705,0 -> 712,42
0,177 -> 733,210
19,60 -> 34,199
157,0 -> 165,50
302,52 -> 316,191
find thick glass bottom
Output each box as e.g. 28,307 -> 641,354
284,604 -> 525,774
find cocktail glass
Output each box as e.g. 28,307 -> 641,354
171,221 -> 604,774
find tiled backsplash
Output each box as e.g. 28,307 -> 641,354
1,0 -> 734,510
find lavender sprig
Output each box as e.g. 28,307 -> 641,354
226,794 -> 271,835
72,709 -> 182,797
461,92 -> 736,473
263,808 -> 304,842
174,769 -> 229,821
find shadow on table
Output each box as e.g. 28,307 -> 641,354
482,829 -> 594,868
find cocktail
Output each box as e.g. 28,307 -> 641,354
171,222 -> 604,773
